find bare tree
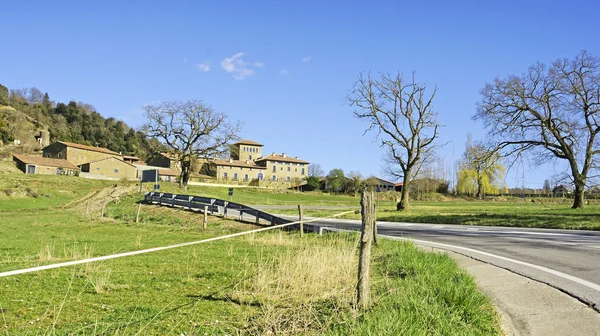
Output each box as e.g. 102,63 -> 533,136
475,51 -> 600,209
141,100 -> 241,191
349,72 -> 440,210
308,163 -> 325,177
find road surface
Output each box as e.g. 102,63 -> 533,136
277,215 -> 600,312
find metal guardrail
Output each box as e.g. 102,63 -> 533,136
144,192 -> 291,226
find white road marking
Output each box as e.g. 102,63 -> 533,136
320,227 -> 600,293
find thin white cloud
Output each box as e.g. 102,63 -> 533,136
197,61 -> 211,72
302,56 -> 311,63
221,52 -> 264,80
279,69 -> 289,76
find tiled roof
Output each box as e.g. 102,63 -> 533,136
255,153 -> 309,164
13,154 -> 78,169
211,159 -> 267,169
365,176 -> 396,185
55,141 -> 120,155
123,155 -> 140,160
234,139 -> 263,147
395,182 -> 404,187
159,168 -> 180,176
79,157 -> 136,167
159,152 -> 179,160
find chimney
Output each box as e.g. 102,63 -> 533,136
295,156 -> 298,159
282,153 -> 287,158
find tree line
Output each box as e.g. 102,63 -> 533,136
348,51 -> 600,209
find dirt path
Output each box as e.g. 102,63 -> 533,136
61,184 -> 137,218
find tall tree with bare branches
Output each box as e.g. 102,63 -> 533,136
475,51 -> 600,209
349,72 -> 441,210
142,100 -> 241,191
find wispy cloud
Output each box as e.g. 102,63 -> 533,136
221,52 -> 264,80
197,61 -> 211,72
302,56 -> 311,63
279,69 -> 289,76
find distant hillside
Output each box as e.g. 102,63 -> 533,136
0,84 -> 164,159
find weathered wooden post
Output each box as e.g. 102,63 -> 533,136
298,204 -> 304,237
357,190 -> 375,309
203,205 -> 208,230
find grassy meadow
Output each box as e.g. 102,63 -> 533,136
0,173 -> 501,334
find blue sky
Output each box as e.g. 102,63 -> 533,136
1,0 -> 599,188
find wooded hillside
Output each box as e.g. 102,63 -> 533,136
0,84 -> 164,159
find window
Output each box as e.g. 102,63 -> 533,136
286,176 -> 290,182
114,169 -> 119,173
249,155 -> 252,160
233,173 -> 238,180
287,167 -> 290,171
224,172 -> 228,179
302,168 -> 305,174
96,167 -> 100,171
272,175 -> 276,181
272,166 -> 276,172
244,174 -> 248,181
280,167 -> 283,171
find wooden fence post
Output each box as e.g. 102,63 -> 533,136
373,204 -> 378,245
136,202 -> 142,223
203,205 -> 208,230
357,190 -> 375,310
298,204 -> 304,237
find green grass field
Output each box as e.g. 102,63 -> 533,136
0,174 -> 500,334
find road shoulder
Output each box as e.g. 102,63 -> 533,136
436,248 -> 600,336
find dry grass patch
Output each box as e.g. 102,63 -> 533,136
233,234 -> 358,334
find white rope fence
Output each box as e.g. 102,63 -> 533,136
0,210 -> 359,278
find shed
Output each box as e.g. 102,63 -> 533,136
79,157 -> 137,180
12,154 -> 79,175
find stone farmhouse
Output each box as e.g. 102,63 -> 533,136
13,139 -> 309,188
207,140 -> 309,186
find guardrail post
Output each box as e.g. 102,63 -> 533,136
203,205 -> 208,230
255,211 -> 260,225
188,196 -> 193,210
224,201 -> 228,219
158,193 -> 164,205
298,204 -> 303,237
239,209 -> 244,221
171,194 -> 176,206
210,199 -> 215,215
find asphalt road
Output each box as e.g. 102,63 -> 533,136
277,215 -> 600,312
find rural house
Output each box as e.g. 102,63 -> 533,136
79,157 -> 137,180
42,141 -> 122,166
205,140 -> 310,186
364,177 -> 396,192
12,153 -> 79,175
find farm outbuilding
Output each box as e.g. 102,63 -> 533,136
12,154 -> 79,175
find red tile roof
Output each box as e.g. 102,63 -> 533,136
255,153 -> 309,164
56,141 -> 120,155
211,159 -> 267,169
234,139 -> 263,146
13,154 -> 78,169
80,157 -> 136,167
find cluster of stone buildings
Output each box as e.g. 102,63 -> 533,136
11,139 -> 310,187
